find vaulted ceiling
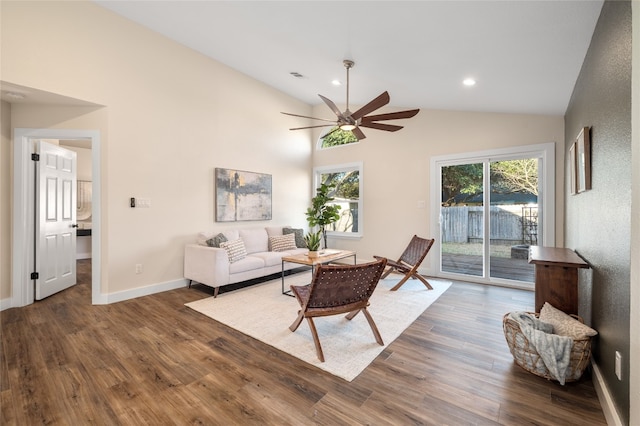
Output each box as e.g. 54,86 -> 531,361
93,0 -> 604,116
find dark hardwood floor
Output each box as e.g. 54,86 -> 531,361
1,259 -> 606,425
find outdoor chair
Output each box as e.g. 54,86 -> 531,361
374,235 -> 435,291
289,259 -> 388,362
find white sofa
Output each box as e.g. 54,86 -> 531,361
184,226 -> 308,296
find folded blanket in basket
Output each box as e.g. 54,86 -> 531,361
508,312 -> 573,385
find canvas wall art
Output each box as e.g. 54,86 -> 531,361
215,168 -> 272,222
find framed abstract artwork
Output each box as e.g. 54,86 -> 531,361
215,168 -> 272,222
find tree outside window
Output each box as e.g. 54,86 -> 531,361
315,163 -> 362,236
319,127 -> 359,148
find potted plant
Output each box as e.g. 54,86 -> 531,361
304,230 -> 322,257
305,183 -> 341,249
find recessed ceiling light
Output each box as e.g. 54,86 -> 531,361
4,91 -> 26,99
331,79 -> 342,86
463,78 -> 477,87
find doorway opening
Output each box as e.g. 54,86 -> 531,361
12,128 -> 102,306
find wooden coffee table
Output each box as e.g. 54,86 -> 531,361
281,250 -> 356,296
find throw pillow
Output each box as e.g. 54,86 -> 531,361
269,233 -> 297,252
283,227 -> 306,248
539,302 -> 598,339
219,239 -> 247,263
206,232 -> 228,248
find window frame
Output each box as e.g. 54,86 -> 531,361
430,142 -> 555,288
317,127 -> 360,150
312,162 -> 363,239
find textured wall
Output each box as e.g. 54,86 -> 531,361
564,1 -> 631,422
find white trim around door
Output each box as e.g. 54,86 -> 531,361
12,128 -> 105,307
429,142 -> 555,289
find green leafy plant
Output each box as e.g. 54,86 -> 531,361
303,231 -> 322,251
305,183 -> 341,248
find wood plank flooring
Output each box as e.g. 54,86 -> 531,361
1,259 -> 606,425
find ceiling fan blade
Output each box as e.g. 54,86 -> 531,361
281,112 -> 337,123
359,122 -> 404,132
290,124 -> 334,130
318,94 -> 345,119
361,109 -> 420,122
350,91 -> 390,121
352,127 -> 367,140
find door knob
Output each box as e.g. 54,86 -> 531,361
71,224 -> 79,228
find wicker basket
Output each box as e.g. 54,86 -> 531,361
503,312 -> 593,382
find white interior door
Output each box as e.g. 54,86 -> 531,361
36,141 -> 77,300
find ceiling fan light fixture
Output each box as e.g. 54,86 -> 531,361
281,59 -> 419,141
340,123 -> 356,131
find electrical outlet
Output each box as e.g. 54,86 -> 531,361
615,351 -> 622,380
135,264 -> 143,274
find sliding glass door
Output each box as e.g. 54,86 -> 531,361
441,163 -> 484,277
432,144 -> 555,287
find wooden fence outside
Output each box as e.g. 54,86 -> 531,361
441,205 -> 538,245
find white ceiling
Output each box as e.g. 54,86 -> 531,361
2,1 -> 604,117
92,0 -> 604,116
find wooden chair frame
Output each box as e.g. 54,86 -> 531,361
289,259 -> 387,362
374,235 -> 435,291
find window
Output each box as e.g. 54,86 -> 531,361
319,127 -> 359,149
313,162 -> 362,237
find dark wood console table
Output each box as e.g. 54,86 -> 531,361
528,246 -> 589,315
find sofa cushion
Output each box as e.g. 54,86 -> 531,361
266,226 -> 286,237
539,302 -> 598,339
251,251 -> 287,267
222,229 -> 240,241
283,227 -> 306,248
197,231 -> 214,246
206,233 -> 228,248
220,239 -> 247,263
269,233 -> 297,252
228,255 -> 265,274
238,228 -> 268,254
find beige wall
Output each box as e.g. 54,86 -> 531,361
1,1 -> 312,301
1,101 -> 11,302
312,106 -> 565,265
1,0 -> 564,304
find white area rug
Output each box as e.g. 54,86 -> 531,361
185,272 -> 451,381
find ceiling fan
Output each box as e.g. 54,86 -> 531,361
281,60 -> 420,140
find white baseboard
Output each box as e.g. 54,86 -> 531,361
102,278 -> 188,304
0,297 -> 13,312
2,279 -> 189,309
592,361 -> 624,426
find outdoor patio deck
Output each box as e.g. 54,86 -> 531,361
442,253 -> 534,282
